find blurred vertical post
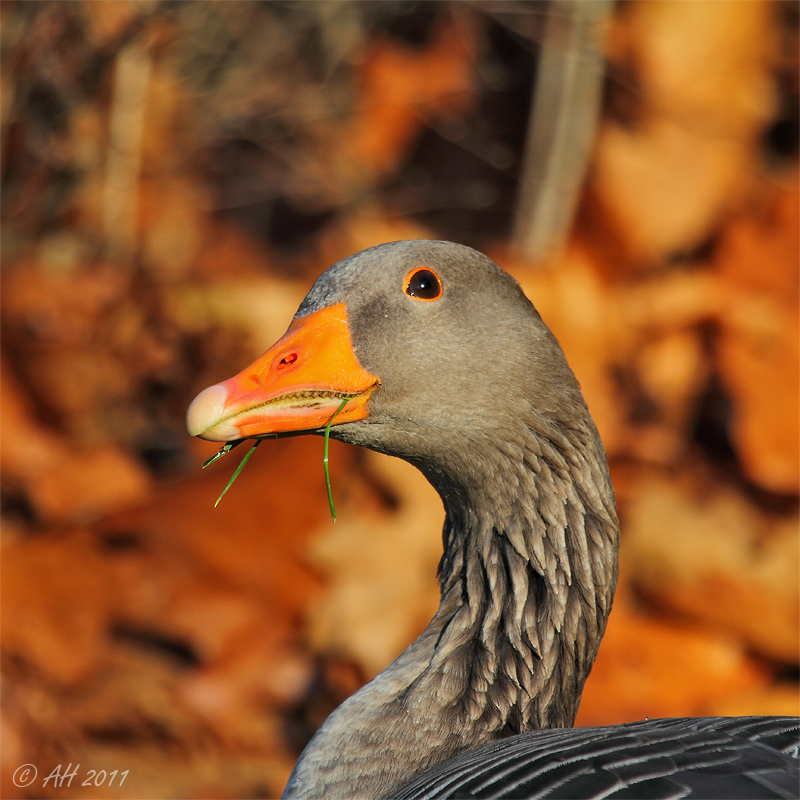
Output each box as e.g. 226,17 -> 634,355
512,0 -> 612,263
103,33 -> 152,262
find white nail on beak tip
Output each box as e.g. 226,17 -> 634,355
186,384 -> 232,439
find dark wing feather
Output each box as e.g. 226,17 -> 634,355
388,717 -> 800,800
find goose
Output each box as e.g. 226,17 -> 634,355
186,240 -> 799,799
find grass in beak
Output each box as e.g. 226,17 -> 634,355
202,439 -> 247,469
324,397 -> 350,522
209,439 -> 263,507
202,396 -> 351,517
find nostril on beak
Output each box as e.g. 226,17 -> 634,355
277,352 -> 298,370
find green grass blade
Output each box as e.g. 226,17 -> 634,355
205,396 -> 349,514
324,397 -> 350,522
203,440 -> 246,469
214,439 -> 262,508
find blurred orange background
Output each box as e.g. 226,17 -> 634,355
1,2 -> 798,798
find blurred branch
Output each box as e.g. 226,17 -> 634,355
512,0 -> 611,262
103,34 -> 152,262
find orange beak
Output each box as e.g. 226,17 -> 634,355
186,303 -> 380,442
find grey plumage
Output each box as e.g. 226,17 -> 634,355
389,717 -> 800,799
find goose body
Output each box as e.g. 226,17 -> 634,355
187,240 -> 799,799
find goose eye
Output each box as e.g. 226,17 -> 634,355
405,268 -> 442,301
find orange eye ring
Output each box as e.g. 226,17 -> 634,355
404,267 -> 443,301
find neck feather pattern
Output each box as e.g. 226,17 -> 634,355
283,420 -> 618,800
429,420 -> 618,735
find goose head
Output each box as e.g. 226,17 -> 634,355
187,240 -> 599,506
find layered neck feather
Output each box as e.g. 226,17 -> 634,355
283,419 -> 618,800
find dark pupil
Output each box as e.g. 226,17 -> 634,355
407,269 -> 440,299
